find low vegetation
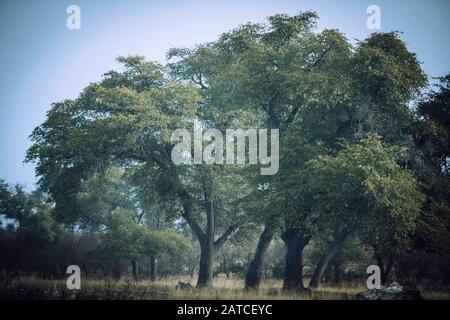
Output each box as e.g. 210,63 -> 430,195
1,276 -> 449,300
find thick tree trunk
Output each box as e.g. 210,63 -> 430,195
132,259 -> 139,281
175,182 -> 238,289
196,196 -> 215,288
150,256 -> 157,281
309,226 -> 350,289
282,228 -> 310,292
245,225 -> 274,290
197,240 -> 214,288
177,188 -> 213,288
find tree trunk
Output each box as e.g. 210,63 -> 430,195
132,259 -> 139,281
309,245 -> 339,288
245,225 -> 274,290
177,188 -> 214,288
222,252 -> 230,279
382,258 -> 393,285
309,226 -> 349,289
282,228 -> 310,292
113,261 -> 121,279
176,183 -> 238,289
196,196 -> 215,288
150,256 -> 157,281
376,254 -> 394,285
189,257 -> 197,278
197,239 -> 214,288
334,261 -> 342,284
82,264 -> 89,278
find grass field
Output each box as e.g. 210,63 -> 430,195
1,276 -> 449,300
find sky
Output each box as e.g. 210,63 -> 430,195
0,0 -> 449,189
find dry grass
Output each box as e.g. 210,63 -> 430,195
421,290 -> 450,300
156,276 -> 365,300
0,275 -> 449,300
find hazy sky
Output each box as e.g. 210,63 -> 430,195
0,0 -> 449,188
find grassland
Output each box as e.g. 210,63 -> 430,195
1,276 -> 449,300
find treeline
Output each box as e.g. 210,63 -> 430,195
1,13 -> 449,291
0,176 -> 191,279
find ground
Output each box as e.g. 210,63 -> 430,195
0,276 -> 449,300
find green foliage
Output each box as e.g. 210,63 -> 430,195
9,13 -> 448,288
99,208 -> 191,262
413,73 -> 450,254
0,181 -> 70,275
293,134 -> 424,251
99,208 -> 147,261
26,55 -> 201,225
76,167 -> 137,230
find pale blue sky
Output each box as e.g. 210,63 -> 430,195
0,0 -> 449,188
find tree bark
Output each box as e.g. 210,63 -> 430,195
334,261 -> 342,284
132,259 -> 139,281
245,224 -> 274,290
282,228 -> 310,292
176,187 -> 212,288
150,256 -> 157,281
309,226 -> 350,289
222,252 -> 230,279
309,245 -> 339,288
113,261 -> 122,279
196,195 -> 215,288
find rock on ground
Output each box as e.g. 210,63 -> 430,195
357,282 -> 424,300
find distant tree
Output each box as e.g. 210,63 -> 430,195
402,73 -> 450,286
98,208 -> 190,280
75,167 -> 137,231
0,180 -> 69,276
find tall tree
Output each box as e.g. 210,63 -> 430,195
167,12 -> 353,291
26,56 -> 243,288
